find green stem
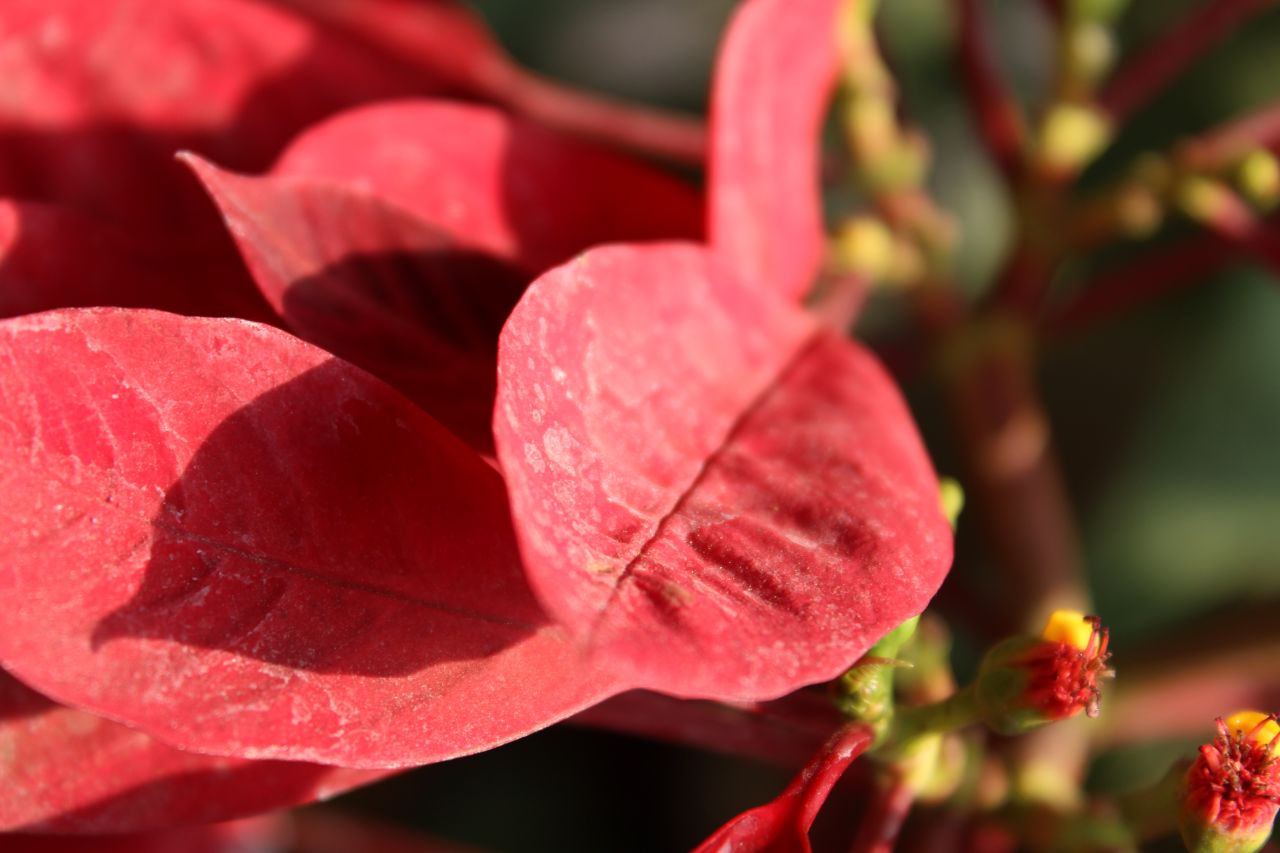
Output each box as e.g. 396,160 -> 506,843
835,617 -> 920,743
882,684 -> 982,754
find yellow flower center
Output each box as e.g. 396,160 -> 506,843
1227,710 -> 1280,757
1040,609 -> 1095,651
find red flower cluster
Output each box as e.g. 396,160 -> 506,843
1021,612 -> 1113,721
1182,713 -> 1280,847
975,609 -> 1115,735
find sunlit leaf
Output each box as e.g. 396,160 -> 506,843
274,100 -> 703,273
495,242 -> 951,701
0,309 -> 618,767
709,0 -> 844,302
0,670 -> 388,833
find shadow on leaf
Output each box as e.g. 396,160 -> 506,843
92,357 -> 546,677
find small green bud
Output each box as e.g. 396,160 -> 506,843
938,478 -> 965,530
1039,104 -> 1111,177
1177,176 -> 1226,220
834,617 -> 919,742
834,217 -> 896,281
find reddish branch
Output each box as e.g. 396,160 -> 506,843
954,0 -> 1026,185
924,294 -> 1097,794
1178,99 -> 1280,171
1046,209 -> 1280,336
274,0 -> 708,164
494,70 -> 709,165
940,317 -> 1089,629
849,775 -> 917,853
1099,0 -> 1278,123
987,244 -> 1054,321
1044,230 -> 1234,335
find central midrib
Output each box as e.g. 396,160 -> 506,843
585,327 -> 825,644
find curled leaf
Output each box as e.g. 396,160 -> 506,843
691,722 -> 874,853
709,0 -> 845,302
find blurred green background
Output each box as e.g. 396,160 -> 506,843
310,2 -> 1280,850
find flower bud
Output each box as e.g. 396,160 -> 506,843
1179,711 -> 1280,853
1038,104 -> 1111,178
1237,149 -> 1280,209
975,610 -> 1113,735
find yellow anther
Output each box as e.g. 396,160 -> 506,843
1040,610 -> 1094,651
1226,710 -> 1280,755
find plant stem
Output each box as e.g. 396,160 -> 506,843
888,685 -> 983,747
274,0 -> 708,164
1177,99 -> 1280,174
932,307 -> 1096,805
1043,230 -> 1238,336
849,773 -> 917,853
493,69 -> 708,165
954,0 -> 1026,186
1046,207 -> 1280,336
1099,0 -> 1278,123
939,313 -> 1090,627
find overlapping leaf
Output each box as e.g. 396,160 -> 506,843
495,242 -> 951,701
0,309 -> 618,767
0,0 -> 474,238
709,0 -> 845,302
268,0 -> 507,96
0,670 -> 388,833
6,817 -> 281,853
273,100 -> 703,273
0,199 -> 270,321
186,155 -> 524,456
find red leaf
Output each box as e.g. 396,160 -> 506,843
572,689 -> 841,768
709,0 -> 844,302
274,100 -> 704,273
268,0 -> 510,96
5,817 -> 283,853
288,811 -> 494,853
0,309 -> 619,766
0,670 -> 388,833
690,723 -> 873,853
186,154 -> 523,456
495,243 -> 951,701
0,0 -> 475,236
0,199 -> 270,321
